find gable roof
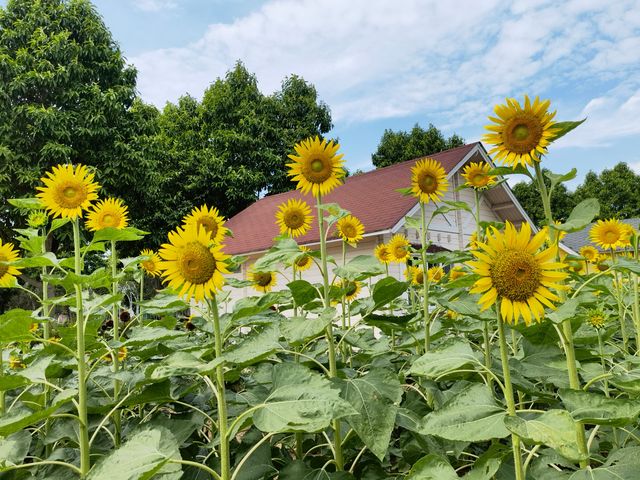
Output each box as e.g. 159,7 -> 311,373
224,142 -> 533,255
563,218 -> 640,252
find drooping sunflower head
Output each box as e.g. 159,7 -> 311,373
287,136 -> 345,196
250,268 -> 277,293
27,210 -> 49,229
158,223 -> 230,302
427,266 -> 444,283
483,95 -> 558,168
388,234 -> 411,263
448,265 -> 466,281
579,245 -> 599,263
594,254 -> 610,272
0,239 -> 22,288
337,279 -> 361,301
36,164 -> 100,219
293,246 -> 313,272
140,249 -> 162,277
183,205 -> 228,245
411,266 -> 425,286
461,162 -> 496,190
468,221 -> 568,325
410,158 -> 448,203
336,215 -> 365,244
374,243 -> 392,264
85,197 -> 129,231
275,198 -> 312,238
618,223 -> 636,248
590,219 -> 625,250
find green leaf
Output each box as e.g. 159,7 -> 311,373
0,430 -> 31,467
252,363 -> 357,433
0,309 -> 35,343
333,255 -> 384,281
7,197 -> 43,210
418,383 -> 510,442
49,217 -> 71,233
545,168 -> 577,190
610,256 -> 640,275
149,352 -> 224,381
463,446 -> 504,480
252,238 -> 301,272
567,447 -> 640,479
406,454 -> 458,480
396,186 -> 413,196
280,309 -> 334,346
87,426 -> 182,480
437,297 -> 492,321
231,291 -> 287,322
555,199 -> 600,233
549,119 -> 586,142
13,252 -> 61,269
559,389 -> 640,426
340,369 -> 402,460
124,327 -> 186,347
92,226 -> 147,242
504,409 -> 587,462
409,338 -> 477,379
287,279 -> 320,306
547,296 -> 585,324
0,389 -> 76,436
223,324 -> 281,366
371,276 -> 409,311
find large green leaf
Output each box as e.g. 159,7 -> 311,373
0,309 -> 35,343
504,409 -> 587,462
333,255 -> 384,281
252,363 -> 357,433
555,199 -> 600,233
280,310 -> 334,346
287,279 -> 320,306
149,352 -> 224,381
371,276 -> 409,311
559,389 -> 640,426
0,430 -> 31,467
409,338 -> 477,379
92,226 -> 147,242
0,389 -> 76,436
87,426 -> 182,480
549,119 -> 586,142
123,327 -> 186,346
224,324 -> 281,366
340,369 -> 402,460
567,447 -> 640,479
406,454 -> 458,480
418,383 -> 509,442
252,238 -> 301,272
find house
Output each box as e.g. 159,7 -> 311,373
223,142 -> 535,302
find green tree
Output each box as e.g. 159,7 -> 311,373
0,0 -> 158,241
574,163 -> 640,219
512,170 -> 576,226
371,123 -> 464,168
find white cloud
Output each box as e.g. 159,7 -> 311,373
130,0 -> 640,152
134,0 -> 178,12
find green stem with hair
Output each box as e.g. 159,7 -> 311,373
497,311 -> 524,480
420,203 -> 431,352
533,161 -> 589,468
139,270 -> 145,323
209,294 -> 230,480
610,249 -> 629,354
42,224 -> 52,454
474,190 -> 493,386
316,193 -> 344,470
110,239 -> 122,446
597,329 -> 609,397
73,219 -> 91,477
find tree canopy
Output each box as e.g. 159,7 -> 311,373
371,123 -> 464,168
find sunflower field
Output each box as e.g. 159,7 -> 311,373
1,96 -> 640,480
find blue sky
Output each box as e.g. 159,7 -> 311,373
7,0 -> 640,188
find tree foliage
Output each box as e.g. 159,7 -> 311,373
371,123 -> 464,168
511,169 -> 577,226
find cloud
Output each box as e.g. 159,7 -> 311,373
130,0 -> 640,151
134,0 -> 178,12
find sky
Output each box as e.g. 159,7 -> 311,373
7,0 -> 640,188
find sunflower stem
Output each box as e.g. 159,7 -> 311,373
597,329 -> 610,397
316,193 -> 344,471
611,249 -> 629,354
42,225 -> 53,455
420,202 -> 431,352
533,161 -> 589,468
139,271 -> 145,323
497,313 -> 524,480
0,353 -> 4,417
73,219 -> 91,477
109,239 -> 122,446
209,294 -> 230,480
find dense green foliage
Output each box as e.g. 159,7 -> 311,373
371,123 -> 464,168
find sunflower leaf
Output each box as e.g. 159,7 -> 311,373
554,198 -> 600,232
550,119 -> 586,142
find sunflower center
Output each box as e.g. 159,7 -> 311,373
415,270 -> 424,284
295,255 -> 310,268
504,114 -> 543,154
491,249 -> 541,302
604,229 -> 619,244
198,218 -> 219,238
394,245 -> 407,258
0,261 -> 7,278
419,173 -> 438,194
142,260 -> 156,272
302,157 -> 332,184
254,272 -> 273,287
102,214 -> 115,226
473,173 -> 487,186
341,223 -> 357,238
55,181 -> 88,209
178,242 -> 217,285
284,209 -> 305,229
344,281 -> 357,296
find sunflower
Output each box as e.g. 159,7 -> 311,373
374,243 -> 392,264
183,205 -> 228,245
594,254 -> 610,272
388,234 -> 411,263
468,222 -> 568,325
140,249 -> 162,277
590,219 -> 626,249
411,266 -> 425,286
0,240 -> 22,288
541,220 -> 567,243
250,269 -> 277,293
27,211 -> 48,228
618,223 -> 635,248
449,265 -> 465,281
461,162 -> 496,189
336,215 -> 365,244
37,164 -> 100,219
579,245 -> 599,263
275,198 -> 312,238
587,309 -> 607,329
468,232 -> 480,249
158,223 -> 230,302
483,95 -> 558,168
85,197 -> 129,231
338,279 -> 361,301
103,347 -> 128,363
410,158 -> 448,203
287,136 -> 345,196
427,266 -> 444,283
293,246 -> 313,272
9,355 -> 25,370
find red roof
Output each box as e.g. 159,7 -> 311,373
225,142 -> 479,255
